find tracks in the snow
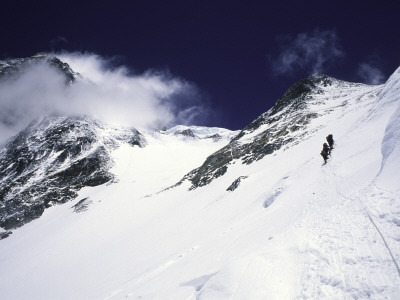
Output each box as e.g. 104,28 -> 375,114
298,160 -> 400,298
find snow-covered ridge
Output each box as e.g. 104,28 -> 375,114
164,125 -> 239,139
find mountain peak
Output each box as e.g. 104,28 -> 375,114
308,71 -> 330,81
0,54 -> 78,84
269,73 -> 334,116
0,115 -> 145,230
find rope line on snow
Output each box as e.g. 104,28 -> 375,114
362,204 -> 400,278
338,181 -> 400,279
326,158 -> 400,280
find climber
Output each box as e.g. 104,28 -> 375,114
321,143 -> 330,163
323,143 -> 330,155
326,134 -> 334,149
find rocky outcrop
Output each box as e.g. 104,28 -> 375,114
226,176 -> 248,192
174,129 -> 197,138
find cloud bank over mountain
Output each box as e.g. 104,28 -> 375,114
0,52 -> 209,144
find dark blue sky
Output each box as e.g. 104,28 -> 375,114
1,0 -> 399,130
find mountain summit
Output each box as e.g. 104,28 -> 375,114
0,56 -> 399,299
0,53 -> 77,83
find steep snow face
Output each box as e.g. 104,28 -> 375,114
379,105 -> 400,192
0,69 -> 400,300
376,67 -> 400,192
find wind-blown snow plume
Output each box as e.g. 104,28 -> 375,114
357,62 -> 385,85
270,29 -> 345,76
0,52 -> 208,144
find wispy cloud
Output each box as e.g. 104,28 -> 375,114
357,62 -> 385,85
269,29 -> 345,76
0,52 -> 210,144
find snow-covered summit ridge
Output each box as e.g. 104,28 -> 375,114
164,125 -> 239,139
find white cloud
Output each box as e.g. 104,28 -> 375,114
357,62 -> 385,85
0,52 -> 209,144
270,29 -> 345,76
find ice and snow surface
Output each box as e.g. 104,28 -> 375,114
1,69 -> 400,299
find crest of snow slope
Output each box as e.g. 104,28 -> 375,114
375,67 -> 400,193
1,70 -> 400,300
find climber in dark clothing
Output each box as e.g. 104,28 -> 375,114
321,149 -> 329,163
323,143 -> 330,155
326,134 -> 334,149
321,143 -> 330,163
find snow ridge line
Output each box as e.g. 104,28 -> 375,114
362,204 -> 400,278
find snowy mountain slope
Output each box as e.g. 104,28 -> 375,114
0,64 -> 400,299
108,126 -> 238,199
177,73 -> 383,190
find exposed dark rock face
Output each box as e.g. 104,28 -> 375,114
226,176 -> 248,192
176,73 -> 338,190
0,231 -> 12,240
0,53 -> 78,84
174,129 -> 197,138
0,116 -> 145,231
268,72 -> 332,116
206,134 -> 222,142
72,197 -> 93,213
